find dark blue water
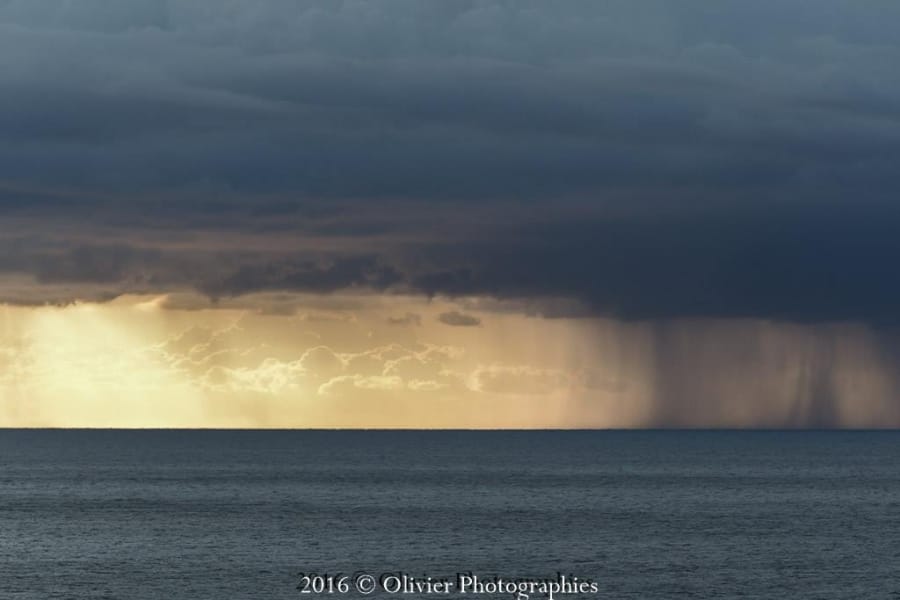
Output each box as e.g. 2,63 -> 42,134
1,430 -> 899,599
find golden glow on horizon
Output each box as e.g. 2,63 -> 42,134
1,294 -> 898,429
0,295 -> 652,428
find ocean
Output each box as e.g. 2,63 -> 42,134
1,430 -> 898,599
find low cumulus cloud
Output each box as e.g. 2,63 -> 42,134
437,311 -> 481,327
386,312 -> 422,327
146,318 -> 471,404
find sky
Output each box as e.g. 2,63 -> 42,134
2,1 -> 900,428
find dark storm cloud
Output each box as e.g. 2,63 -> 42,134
3,1 -> 900,321
408,201 -> 900,323
200,255 -> 404,298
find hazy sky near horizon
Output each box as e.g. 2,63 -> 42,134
2,1 -> 900,427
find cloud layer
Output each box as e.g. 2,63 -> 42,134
2,1 -> 900,321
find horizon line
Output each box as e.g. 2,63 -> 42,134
2,427 -> 900,432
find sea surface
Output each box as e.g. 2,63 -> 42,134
1,430 -> 898,599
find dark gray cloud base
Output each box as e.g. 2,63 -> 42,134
2,1 -> 900,322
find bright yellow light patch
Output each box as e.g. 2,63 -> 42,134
1,295 -> 898,428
